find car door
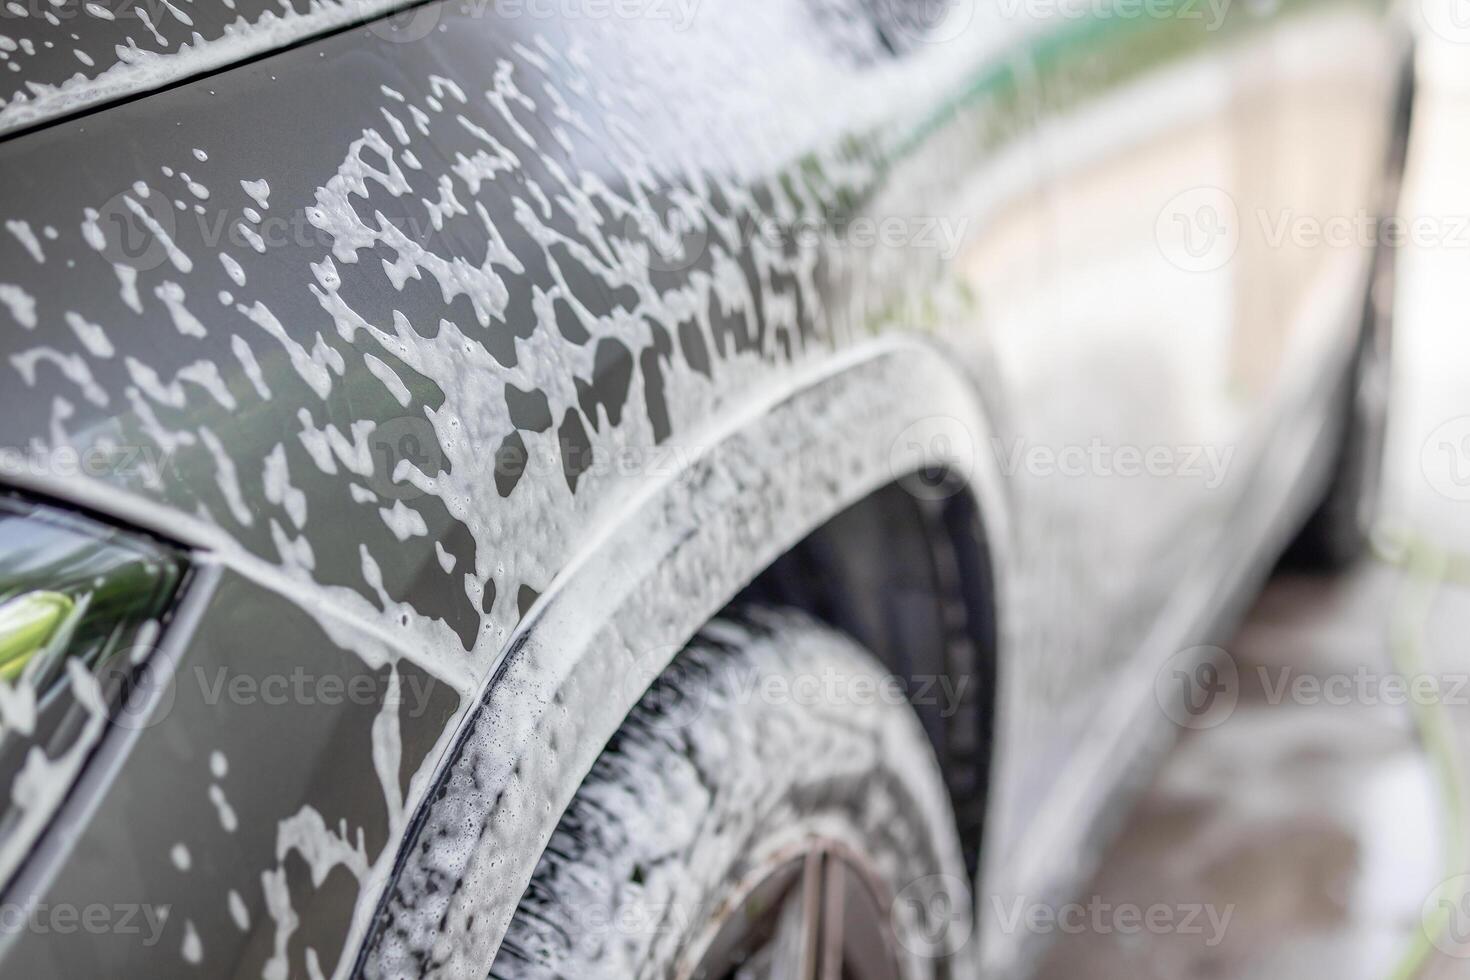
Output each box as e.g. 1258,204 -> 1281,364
977,0 -> 1407,872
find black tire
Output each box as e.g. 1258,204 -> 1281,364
736,485 -> 995,874
490,608 -> 975,980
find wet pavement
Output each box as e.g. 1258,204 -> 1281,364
1034,562 -> 1459,979
1033,19 -> 1470,980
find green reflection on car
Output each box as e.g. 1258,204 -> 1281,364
0,590 -> 76,682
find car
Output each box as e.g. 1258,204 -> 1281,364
0,0 -> 1413,975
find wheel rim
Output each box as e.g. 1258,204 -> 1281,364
686,840 -> 903,980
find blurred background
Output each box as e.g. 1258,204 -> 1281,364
1034,7 -> 1470,975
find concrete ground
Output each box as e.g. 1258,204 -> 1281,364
1034,564 -> 1464,979
1034,21 -> 1470,980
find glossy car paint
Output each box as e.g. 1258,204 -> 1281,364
0,0 -> 1407,976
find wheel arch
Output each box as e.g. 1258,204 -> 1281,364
353,335 -> 1013,980
736,477 -> 999,876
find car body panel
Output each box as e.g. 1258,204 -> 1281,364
981,0 -> 1403,870
0,0 -> 413,137
2,559 -> 459,979
0,0 -> 1406,975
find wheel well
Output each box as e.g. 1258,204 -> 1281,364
733,476 -> 998,875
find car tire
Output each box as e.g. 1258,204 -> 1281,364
489,607 -> 976,980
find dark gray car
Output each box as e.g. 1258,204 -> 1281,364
0,0 -> 1412,975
